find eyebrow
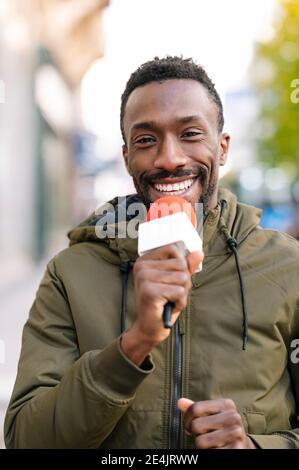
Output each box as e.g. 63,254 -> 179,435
178,114 -> 204,124
131,115 -> 204,132
131,121 -> 157,131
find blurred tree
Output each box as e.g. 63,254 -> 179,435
253,0 -> 299,174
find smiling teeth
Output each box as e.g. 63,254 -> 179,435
154,179 -> 195,193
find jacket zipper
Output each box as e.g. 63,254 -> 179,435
170,320 -> 182,449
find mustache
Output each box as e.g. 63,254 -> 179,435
140,167 -> 208,186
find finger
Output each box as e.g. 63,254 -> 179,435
136,269 -> 191,289
177,398 -> 194,414
135,257 -> 188,273
187,410 -> 243,436
140,243 -> 185,261
195,429 -> 226,449
219,443 -> 244,449
194,426 -> 243,449
183,399 -> 236,433
186,250 -> 204,274
142,283 -> 188,313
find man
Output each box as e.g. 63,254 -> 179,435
4,56 -> 299,449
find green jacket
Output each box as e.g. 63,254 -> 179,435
4,189 -> 299,449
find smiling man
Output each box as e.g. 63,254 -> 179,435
4,56 -> 299,449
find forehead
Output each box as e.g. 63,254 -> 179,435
123,79 -> 219,137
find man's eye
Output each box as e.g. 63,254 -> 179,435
182,131 -> 202,138
136,137 -> 155,144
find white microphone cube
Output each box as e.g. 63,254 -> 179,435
138,212 -> 203,271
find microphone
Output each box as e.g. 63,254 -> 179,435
138,196 -> 202,329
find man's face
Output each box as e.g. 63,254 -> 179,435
122,79 -> 230,212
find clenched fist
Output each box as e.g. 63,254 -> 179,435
178,398 -> 257,449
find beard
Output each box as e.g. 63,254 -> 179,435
132,165 -> 217,214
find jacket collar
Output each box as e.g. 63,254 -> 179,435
67,189 -> 262,263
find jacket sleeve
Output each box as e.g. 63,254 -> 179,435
4,257 -> 154,449
248,301 -> 299,449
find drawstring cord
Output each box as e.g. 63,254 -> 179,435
119,261 -> 130,334
219,200 -> 249,350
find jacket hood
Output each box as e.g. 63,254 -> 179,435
67,188 -> 262,262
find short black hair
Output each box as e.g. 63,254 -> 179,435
120,55 -> 224,143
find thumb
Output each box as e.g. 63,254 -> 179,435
177,397 -> 194,414
186,250 -> 204,275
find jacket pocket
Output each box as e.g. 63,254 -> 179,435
245,411 -> 267,434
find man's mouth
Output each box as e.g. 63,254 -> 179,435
151,177 -> 196,196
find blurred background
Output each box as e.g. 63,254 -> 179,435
0,0 -> 298,447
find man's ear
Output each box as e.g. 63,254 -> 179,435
122,144 -> 131,175
219,133 -> 230,166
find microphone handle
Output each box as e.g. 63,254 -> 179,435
163,301 -> 175,329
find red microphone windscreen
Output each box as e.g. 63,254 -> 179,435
146,196 -> 197,228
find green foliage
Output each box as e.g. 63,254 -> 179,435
254,0 -> 299,173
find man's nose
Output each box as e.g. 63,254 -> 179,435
154,136 -> 188,172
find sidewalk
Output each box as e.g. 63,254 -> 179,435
0,260 -> 48,448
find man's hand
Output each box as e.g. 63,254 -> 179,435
121,244 -> 203,366
178,398 -> 257,449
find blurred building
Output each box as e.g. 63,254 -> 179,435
225,88 -> 258,174
0,0 -> 109,287
0,0 -> 110,448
